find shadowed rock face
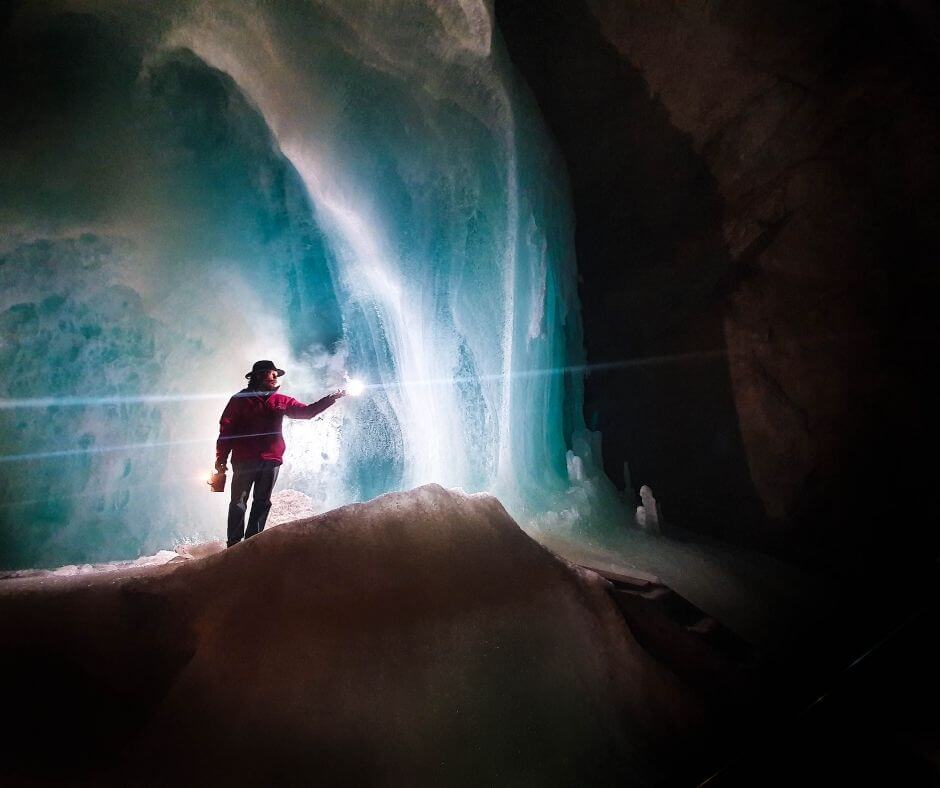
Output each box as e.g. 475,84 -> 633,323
0,486 -> 704,786
496,0 -> 940,570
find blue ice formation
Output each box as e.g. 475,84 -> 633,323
0,1 -> 623,568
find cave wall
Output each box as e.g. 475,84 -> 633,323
497,0 -> 940,568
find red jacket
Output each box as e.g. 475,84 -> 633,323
216,389 -> 339,465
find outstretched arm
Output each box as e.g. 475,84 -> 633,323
282,390 -> 346,420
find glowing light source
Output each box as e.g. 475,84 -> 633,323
346,378 -> 365,397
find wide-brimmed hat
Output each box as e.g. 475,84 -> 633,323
245,360 -> 286,379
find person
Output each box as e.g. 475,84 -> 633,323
215,360 -> 345,548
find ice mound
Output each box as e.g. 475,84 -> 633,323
0,549 -> 181,580
0,485 -> 702,786
267,487 -> 319,526
0,489 -> 321,581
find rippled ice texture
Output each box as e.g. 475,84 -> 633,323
0,1 -> 625,568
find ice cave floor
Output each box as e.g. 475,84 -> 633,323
0,485 -> 892,786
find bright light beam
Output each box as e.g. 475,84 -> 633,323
0,392 -> 230,410
1,331 -> 868,411
0,436 -> 219,464
0,426 -> 321,465
0,351 -> 729,412
312,350 -> 731,396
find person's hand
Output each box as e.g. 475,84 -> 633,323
214,459 -> 227,473
333,388 -> 347,399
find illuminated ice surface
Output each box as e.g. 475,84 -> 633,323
0,1 -> 624,568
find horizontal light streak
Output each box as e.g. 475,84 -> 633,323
0,351 -> 731,464
0,392 -> 229,410
0,351 -> 729,413
0,436 -> 216,464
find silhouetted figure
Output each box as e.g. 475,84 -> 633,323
216,360 -> 344,547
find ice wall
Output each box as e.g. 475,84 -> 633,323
0,1 -> 623,568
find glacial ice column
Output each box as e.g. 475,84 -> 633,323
166,0 -> 593,516
0,0 -> 625,569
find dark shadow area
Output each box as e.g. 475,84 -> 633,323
496,3 -> 940,780
0,580 -> 196,782
496,0 -> 767,545
496,0 -> 940,581
698,573 -> 940,787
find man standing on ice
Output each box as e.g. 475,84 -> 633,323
215,360 -> 345,548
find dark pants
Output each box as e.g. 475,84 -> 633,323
227,460 -> 280,547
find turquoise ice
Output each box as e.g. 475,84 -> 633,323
0,1 -> 622,568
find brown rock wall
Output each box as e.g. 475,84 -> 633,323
497,0 -> 940,566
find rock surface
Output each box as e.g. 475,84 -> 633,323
496,0 -> 940,568
0,485 -> 705,786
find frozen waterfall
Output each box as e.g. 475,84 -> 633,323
0,1 -> 624,568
